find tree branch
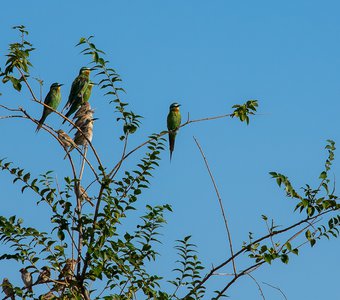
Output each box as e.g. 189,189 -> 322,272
262,282 -> 288,300
193,136 -> 237,275
184,207 -> 337,298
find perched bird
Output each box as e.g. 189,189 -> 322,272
62,67 -> 91,123
64,103 -> 95,157
167,103 -> 181,161
58,258 -> 77,281
73,118 -> 94,146
57,129 -> 77,150
19,268 -> 32,293
62,81 -> 94,123
73,102 -> 92,121
36,83 -> 63,132
78,185 -> 94,207
35,266 -> 50,284
2,278 -> 15,300
39,291 -> 57,300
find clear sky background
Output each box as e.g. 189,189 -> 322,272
1,1 -> 340,299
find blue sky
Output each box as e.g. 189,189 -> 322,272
1,0 -> 340,299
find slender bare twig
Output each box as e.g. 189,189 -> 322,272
277,218 -> 320,255
16,66 -> 39,100
108,133 -> 129,178
214,262 -> 265,299
212,273 -> 234,276
265,219 -> 277,251
193,136 -> 237,275
247,274 -> 266,300
0,115 -> 24,120
0,104 -> 22,112
262,282 -> 288,300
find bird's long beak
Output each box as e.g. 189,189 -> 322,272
58,83 -> 64,87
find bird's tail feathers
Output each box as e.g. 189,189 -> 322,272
169,132 -> 176,162
36,115 -> 47,133
61,101 -> 70,114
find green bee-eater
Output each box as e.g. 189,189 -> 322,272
62,67 -> 91,123
167,102 -> 181,161
63,81 -> 93,123
36,83 -> 63,132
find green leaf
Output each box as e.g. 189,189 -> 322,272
319,171 -> 327,180
281,254 -> 289,264
57,230 -> 65,241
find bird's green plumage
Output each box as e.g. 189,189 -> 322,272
62,67 -> 91,123
167,103 -> 181,161
63,81 -> 93,123
36,83 -> 63,132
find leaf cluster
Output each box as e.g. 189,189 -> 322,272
231,100 -> 258,124
0,25 -> 34,92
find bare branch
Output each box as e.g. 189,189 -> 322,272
193,136 -> 237,275
262,282 -> 288,300
108,132 -> 129,178
247,274 -> 266,300
213,262 -> 265,299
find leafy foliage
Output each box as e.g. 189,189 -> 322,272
231,100 -> 258,124
169,236 -> 205,299
0,25 -> 35,92
242,140 -> 339,268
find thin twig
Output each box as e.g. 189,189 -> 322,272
212,273 -> 234,276
95,282 -> 111,299
193,136 -> 237,275
214,262 -> 265,299
247,274 -> 266,300
277,218 -> 320,255
108,133 -> 129,178
262,282 -> 288,300
265,219 -> 277,251
0,115 -> 24,120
